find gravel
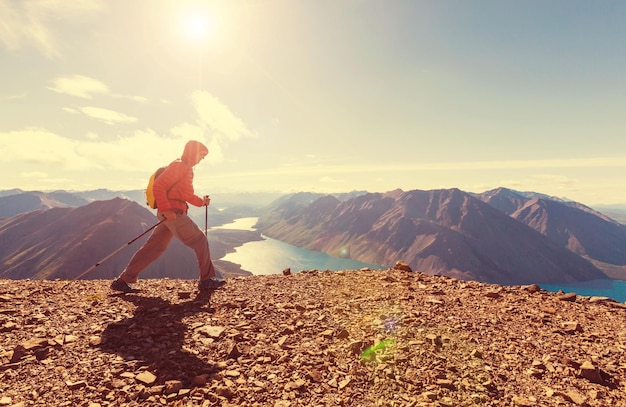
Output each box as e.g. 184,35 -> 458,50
1,268 -> 626,406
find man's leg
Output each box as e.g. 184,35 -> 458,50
118,222 -> 173,283
169,214 -> 216,281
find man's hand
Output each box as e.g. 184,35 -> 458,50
202,195 -> 211,206
161,210 -> 177,221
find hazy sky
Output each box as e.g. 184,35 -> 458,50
1,0 -> 625,205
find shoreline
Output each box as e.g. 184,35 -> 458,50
207,228 -> 263,278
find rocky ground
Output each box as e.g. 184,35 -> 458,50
1,266 -> 626,406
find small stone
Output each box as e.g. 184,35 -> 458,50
421,391 -> 437,401
64,335 -> 79,344
425,333 -> 442,347
136,371 -> 157,385
191,374 -> 208,387
164,380 -> 183,394
20,337 -> 49,351
523,284 -> 541,293
282,268 -> 291,276
34,347 -> 49,360
566,390 -> 586,405
277,336 -> 288,348
319,329 -> 334,338
336,329 -> 350,339
10,346 -> 27,363
290,379 -> 306,390
579,361 -> 604,384
216,386 -> 235,399
589,296 -> 613,303
195,325 -> 226,339
557,293 -> 577,302
306,370 -> 322,382
394,260 -> 412,272
65,380 -> 87,390
226,342 -> 241,359
436,379 -> 454,389
561,321 -> 582,333
531,360 -> 546,369
540,306 -> 557,314
526,367 -> 544,378
511,395 -> 533,406
348,340 -> 369,355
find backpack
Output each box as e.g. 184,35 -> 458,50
145,166 -> 167,209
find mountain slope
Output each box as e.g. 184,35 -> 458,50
257,188 -> 606,285
0,198 -> 199,280
477,188 -> 626,269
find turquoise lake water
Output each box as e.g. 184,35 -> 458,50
540,279 -> 626,302
216,218 -> 626,302
216,218 -> 383,275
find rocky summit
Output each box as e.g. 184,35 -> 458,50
1,268 -> 626,406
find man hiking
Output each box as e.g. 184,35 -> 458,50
111,140 -> 224,295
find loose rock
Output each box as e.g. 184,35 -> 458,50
0,272 -> 625,406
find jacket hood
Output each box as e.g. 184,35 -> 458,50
181,140 -> 209,165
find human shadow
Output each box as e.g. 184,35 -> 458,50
100,291 -> 216,389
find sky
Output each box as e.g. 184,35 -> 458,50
1,0 -> 626,205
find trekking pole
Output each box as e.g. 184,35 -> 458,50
72,219 -> 165,281
205,203 -> 208,236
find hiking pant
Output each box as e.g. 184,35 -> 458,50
118,212 -> 216,283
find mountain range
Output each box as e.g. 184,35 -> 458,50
1,187 -> 625,285
256,188 -> 626,285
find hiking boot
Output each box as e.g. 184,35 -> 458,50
198,279 -> 226,292
110,278 -> 133,293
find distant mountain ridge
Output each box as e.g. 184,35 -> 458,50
0,191 -> 90,218
257,188 -> 610,285
0,188 -> 286,210
0,189 -> 280,229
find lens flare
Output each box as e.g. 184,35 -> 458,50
360,338 -> 396,363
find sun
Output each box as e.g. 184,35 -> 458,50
181,11 -> 217,44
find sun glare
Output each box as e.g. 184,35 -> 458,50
182,11 -> 216,43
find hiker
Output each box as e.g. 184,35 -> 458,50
111,140 -> 225,294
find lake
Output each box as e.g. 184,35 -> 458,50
214,217 -> 383,275
215,218 -> 626,302
540,279 -> 626,303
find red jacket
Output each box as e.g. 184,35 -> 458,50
153,141 -> 208,213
